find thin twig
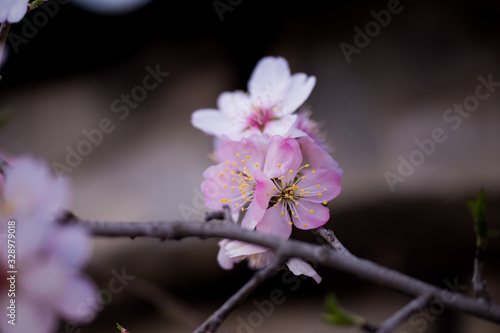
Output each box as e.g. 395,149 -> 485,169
316,227 -> 353,256
472,245 -> 490,302
194,255 -> 286,333
376,293 -> 433,333
61,215 -> 500,325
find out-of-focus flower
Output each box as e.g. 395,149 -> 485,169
0,0 -> 29,23
202,135 -> 342,238
292,108 -> 332,153
0,155 -> 97,333
217,239 -> 322,283
192,56 -> 316,141
71,0 -> 152,15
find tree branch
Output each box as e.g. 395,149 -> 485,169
194,255 -> 285,333
315,227 -> 353,257
62,215 -> 500,325
375,293 -> 433,333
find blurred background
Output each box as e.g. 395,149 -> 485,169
0,0 -> 499,332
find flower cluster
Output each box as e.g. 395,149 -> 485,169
193,56 -> 343,282
0,155 -> 97,333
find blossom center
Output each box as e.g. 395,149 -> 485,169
246,107 -> 275,132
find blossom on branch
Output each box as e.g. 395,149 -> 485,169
202,135 -> 342,238
192,56 -> 316,140
0,156 -> 97,333
217,239 -> 322,283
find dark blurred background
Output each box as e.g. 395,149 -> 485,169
0,0 -> 499,332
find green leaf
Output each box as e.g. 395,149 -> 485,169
467,188 -> 496,247
322,293 -> 364,327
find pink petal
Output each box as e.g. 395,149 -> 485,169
297,169 -> 342,203
263,136 -> 302,180
292,202 -> 330,230
51,225 -> 92,269
297,136 -> 343,176
286,258 -> 322,283
0,293 -> 56,333
56,275 -> 98,322
252,168 -> 277,218
256,205 -> 292,239
217,136 -> 267,174
281,73 -> 316,116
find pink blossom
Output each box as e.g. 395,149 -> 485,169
202,135 -> 342,238
0,156 -> 97,333
0,0 -> 29,23
192,56 -> 316,140
217,240 -> 322,283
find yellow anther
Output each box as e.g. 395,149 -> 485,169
305,191 -> 309,194
316,184 -> 320,187
273,204 -> 277,207
273,187 -> 276,191
318,193 -> 322,197
231,171 -> 235,175
295,201 -> 299,206
245,177 -> 248,180
231,186 -> 235,190
301,176 -> 306,179
289,170 -> 293,174
323,201 -> 327,205
238,173 -> 242,177
223,184 -> 227,188
300,189 -> 304,193
303,223 -> 308,227
293,185 -> 299,190
305,164 -> 310,167
323,188 -> 327,191
281,212 -> 285,216
277,164 -> 281,168
246,155 -> 251,159
242,160 -> 246,164
235,203 -> 239,207
242,184 -> 247,188
242,190 -> 246,194
299,194 -> 303,198
236,153 -> 240,157
289,222 -> 293,225
266,192 -> 270,195
220,199 -> 225,202
313,170 -> 316,174
255,163 -> 259,167
309,209 -> 314,213
225,161 -> 229,165
220,174 -> 224,177
225,169 -> 229,173
233,163 -> 237,167
241,207 -> 244,211
242,195 -> 246,199
245,199 -> 249,202
232,178 -> 236,182
228,199 -> 232,203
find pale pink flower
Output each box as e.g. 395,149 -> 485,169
202,135 -> 342,238
0,0 -> 29,23
0,156 -> 97,333
192,56 -> 316,140
217,240 -> 322,283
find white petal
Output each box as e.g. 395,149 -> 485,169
217,239 -> 236,270
282,73 -> 316,115
191,109 -> 242,138
287,258 -> 322,283
225,241 -> 269,257
248,57 -> 292,107
263,114 -> 297,137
